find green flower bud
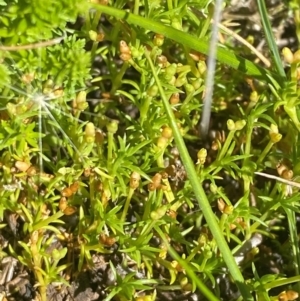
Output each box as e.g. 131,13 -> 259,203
210,183 -> 218,194
185,83 -> 194,94
107,120 -> 118,134
130,46 -> 140,58
147,84 -> 158,97
198,234 -> 207,247
89,30 -> 98,41
235,120 -> 246,130
180,277 -> 189,287
246,35 -> 254,45
151,206 -> 167,220
164,64 -> 177,81
227,119 -> 236,131
191,78 -> 202,90
157,136 -> 168,149
175,75 -> 186,87
203,248 -> 212,259
197,61 -> 207,75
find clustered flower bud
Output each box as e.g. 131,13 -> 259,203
148,173 -> 162,191
130,171 -> 141,189
61,181 -> 79,197
119,40 -> 131,61
164,64 -> 177,81
278,290 -> 299,301
277,161 -> 293,180
156,55 -> 168,68
227,119 -> 246,131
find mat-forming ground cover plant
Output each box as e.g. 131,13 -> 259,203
0,0 -> 300,300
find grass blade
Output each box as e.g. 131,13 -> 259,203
94,4 -> 281,83
256,0 -> 286,79
145,49 -> 254,301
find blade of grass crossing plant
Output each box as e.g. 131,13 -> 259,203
145,50 -> 254,301
94,4 -> 279,83
154,226 -> 219,301
200,0 -> 224,136
285,208 -> 300,294
256,0 -> 286,79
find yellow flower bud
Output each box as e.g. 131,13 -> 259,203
293,49 -> 300,64
85,122 -> 95,143
197,148 -> 207,165
282,47 -> 294,64
235,120 -> 246,130
227,119 -> 236,131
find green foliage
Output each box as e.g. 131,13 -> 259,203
0,0 -> 87,40
0,0 -> 299,301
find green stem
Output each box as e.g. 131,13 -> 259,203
143,191 -> 156,220
256,141 -> 274,165
243,117 -> 254,193
91,41 -> 99,60
121,187 -> 135,222
110,62 -> 129,94
31,243 -> 46,301
140,95 -> 151,124
133,0 -> 140,15
107,132 -> 114,170
145,50 -> 254,301
219,213 -> 227,233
